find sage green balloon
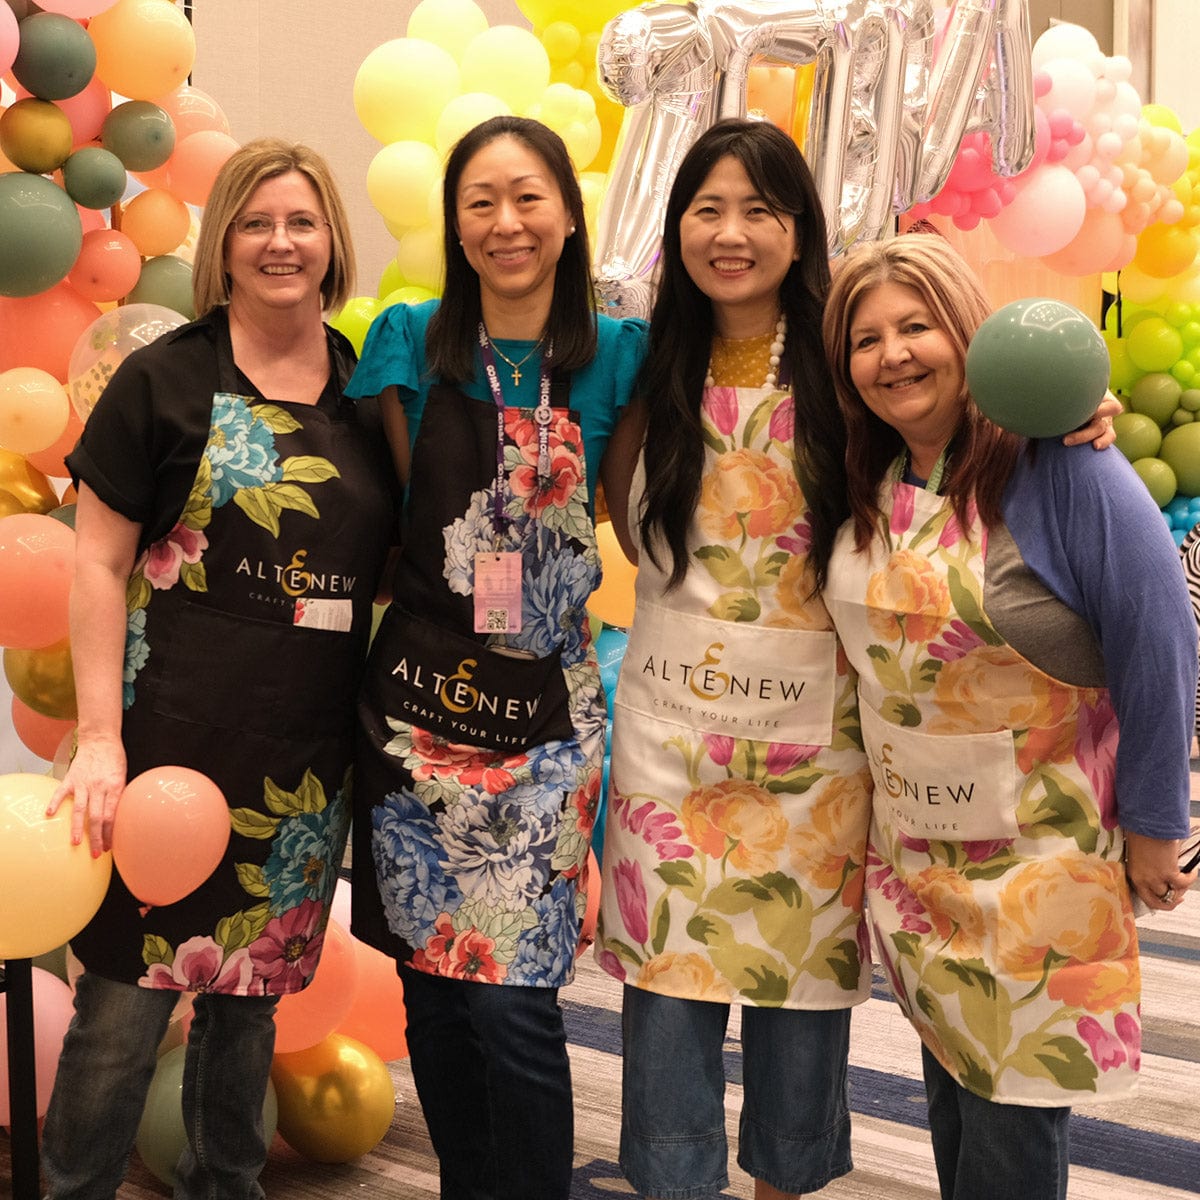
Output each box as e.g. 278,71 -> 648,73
11,12 -> 96,101
1160,423 -> 1200,497
965,298 -> 1110,438
101,100 -> 175,172
126,255 -> 195,320
0,173 -> 82,298
62,146 -> 128,210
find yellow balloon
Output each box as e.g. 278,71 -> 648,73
366,141 -> 442,228
88,0 -> 196,101
5,637 -> 77,720
271,1034 -> 396,1163
353,38 -> 461,146
328,296 -> 382,357
395,226 -> 445,293
0,99 -> 73,174
459,26 -> 550,116
517,0 -> 629,35
377,259 -> 404,299
0,449 -> 59,514
382,285 -> 437,307
406,0 -> 489,62
0,773 -> 112,960
1142,103 -> 1183,134
434,92 -> 512,157
588,519 -> 636,629
541,22 -> 582,64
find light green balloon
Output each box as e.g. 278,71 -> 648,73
62,147 -> 128,210
101,101 -> 175,172
1113,412 -> 1162,462
11,12 -> 96,101
0,173 -> 82,298
126,255 -> 194,321
1131,457 -> 1177,508
1129,372 -> 1182,427
1160,423 -> 1200,496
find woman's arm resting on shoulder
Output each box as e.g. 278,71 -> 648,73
599,399 -> 647,566
1062,390 -> 1121,449
45,483 -> 141,856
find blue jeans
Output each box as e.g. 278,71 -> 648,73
42,971 -> 278,1200
922,1046 -> 1070,1200
620,986 -> 853,1199
399,964 -> 573,1200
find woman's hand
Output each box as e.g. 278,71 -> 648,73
1062,390 -> 1121,450
46,733 -> 127,857
1124,828 -> 1196,913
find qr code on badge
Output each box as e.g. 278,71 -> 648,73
485,609 -> 508,632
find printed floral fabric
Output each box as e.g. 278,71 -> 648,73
108,392 -> 374,996
367,402 -> 602,988
824,473 -> 1140,1104
597,385 -> 872,1008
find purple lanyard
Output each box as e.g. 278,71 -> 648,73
477,323 -> 553,539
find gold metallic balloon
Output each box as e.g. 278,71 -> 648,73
271,1034 -> 396,1163
0,449 -> 59,514
4,637 -> 77,719
0,488 -> 28,518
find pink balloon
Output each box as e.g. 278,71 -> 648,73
0,513 -> 74,649
989,164 -> 1086,258
168,130 -> 239,206
1040,208 -> 1127,276
35,0 -> 122,15
0,967 -> 75,1122
274,919 -> 359,1054
113,766 -> 231,907
0,3 -> 17,79
69,228 -> 143,302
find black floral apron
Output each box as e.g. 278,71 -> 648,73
72,324 -> 392,995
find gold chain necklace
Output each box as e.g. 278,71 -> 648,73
490,334 -> 545,387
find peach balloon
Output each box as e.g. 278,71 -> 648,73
0,367 -> 70,456
0,511 -> 74,649
0,966 -> 75,1123
0,772 -> 111,959
120,187 -> 190,257
37,0 -> 122,15
273,919 -> 359,1054
588,519 -> 636,628
25,408 -> 84,478
112,766 -> 232,907
335,938 -> 409,1062
11,695 -> 75,760
152,84 -> 231,141
577,847 -> 600,956
69,228 -> 143,302
168,130 -> 239,206
0,282 -> 101,379
88,0 -> 196,101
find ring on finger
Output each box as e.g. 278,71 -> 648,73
1160,885 -> 1176,903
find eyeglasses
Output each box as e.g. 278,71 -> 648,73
232,212 -> 330,239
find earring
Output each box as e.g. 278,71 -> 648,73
569,226 -> 576,235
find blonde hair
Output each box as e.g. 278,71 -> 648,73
192,138 -> 354,316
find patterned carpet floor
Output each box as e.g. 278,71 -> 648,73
5,801 -> 1200,1198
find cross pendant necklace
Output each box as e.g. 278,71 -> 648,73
490,334 -> 545,387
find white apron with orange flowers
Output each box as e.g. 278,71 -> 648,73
824,474 -> 1140,1105
596,383 -> 872,1009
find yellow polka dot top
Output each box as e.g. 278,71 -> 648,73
708,331 -> 776,387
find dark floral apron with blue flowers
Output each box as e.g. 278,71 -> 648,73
72,327 -> 392,995
352,378 -> 604,988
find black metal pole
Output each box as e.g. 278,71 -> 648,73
4,958 -> 41,1200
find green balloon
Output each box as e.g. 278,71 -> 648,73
101,101 -> 176,172
965,298 -> 1111,438
0,173 -> 82,298
1129,372 -> 1182,427
11,12 -> 96,101
1131,457 -> 1178,508
1113,411 -> 1163,462
1160,422 -> 1200,496
126,255 -> 195,320
62,146 -> 128,210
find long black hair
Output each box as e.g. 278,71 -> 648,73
638,118 -> 848,590
426,116 -> 597,381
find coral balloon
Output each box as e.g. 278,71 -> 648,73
0,174 -> 83,298
271,1034 -> 396,1163
0,3 -> 17,78
459,26 -> 551,116
152,84 -> 231,141
334,939 -> 409,1062
37,0 -> 122,14
354,37 -> 461,146
588,519 -> 636,627
577,847 -> 600,956
0,98 -> 74,173
121,187 -> 191,257
168,129 -> 239,206
0,282 -> 101,384
367,140 -> 442,229
135,1045 -> 278,1188
113,766 -> 231,907
69,228 -> 142,301
0,511 -> 73,648
53,76 -> 113,148
965,299 -> 1111,438
273,919 -> 359,1054
88,0 -> 196,100
4,637 -> 77,719
0,367 -> 70,456
0,967 -> 75,1123
11,695 -> 75,760
0,773 -> 111,958
68,303 -> 187,420
11,12 -> 97,101
406,0 -> 489,61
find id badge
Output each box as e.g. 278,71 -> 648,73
474,551 -> 523,633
